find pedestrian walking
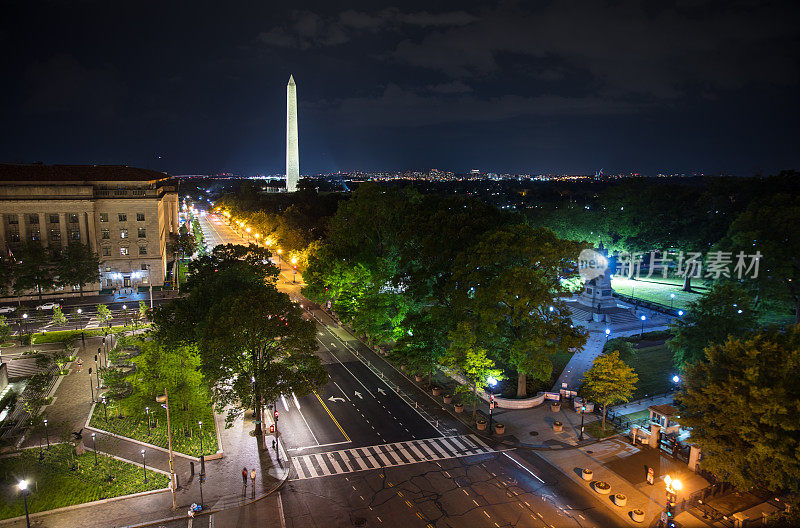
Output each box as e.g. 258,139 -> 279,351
241,467 -> 248,490
250,469 -> 256,498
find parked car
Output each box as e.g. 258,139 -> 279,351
35,302 -> 60,311
0,306 -> 15,314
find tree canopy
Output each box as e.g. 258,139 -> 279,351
677,325 -> 800,493
582,350 -> 638,430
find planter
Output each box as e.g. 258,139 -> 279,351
553,421 -> 563,432
476,419 -> 487,431
432,386 -> 444,396
613,493 -> 627,506
454,403 -> 464,413
550,402 -> 561,412
414,375 -> 424,382
494,423 -> 505,435
442,394 -> 453,404
581,468 -> 593,481
593,481 -> 611,495
631,509 -> 645,523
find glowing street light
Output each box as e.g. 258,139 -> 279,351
640,314 -> 647,336
18,480 -> 30,528
605,328 -> 611,341
487,376 -> 498,431
670,293 -> 676,310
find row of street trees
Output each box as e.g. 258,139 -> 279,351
303,183 -> 588,398
153,243 -> 327,436
0,242 -> 100,300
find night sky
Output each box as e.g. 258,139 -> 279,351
1,1 -> 798,176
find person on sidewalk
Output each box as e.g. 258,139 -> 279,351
241,467 -> 248,492
250,469 -> 256,498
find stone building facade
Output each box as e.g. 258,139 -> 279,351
0,164 -> 179,298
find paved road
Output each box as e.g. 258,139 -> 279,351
194,213 -> 625,528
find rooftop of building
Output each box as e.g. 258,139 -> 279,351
649,404 -> 678,417
0,163 -> 172,183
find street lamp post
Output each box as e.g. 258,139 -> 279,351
89,367 -> 94,403
22,313 -> 28,351
487,376 -> 498,432
291,257 -> 298,284
18,480 -> 30,528
640,314 -> 647,337
664,474 -> 682,523
145,406 -> 151,433
156,389 -> 178,510
76,308 -> 82,330
605,328 -> 611,342
122,304 -> 127,327
102,396 -> 108,423
43,419 -> 49,450
277,249 -> 283,271
91,433 -> 98,465
141,449 -> 147,483
579,405 -> 586,441
94,354 -> 100,389
670,293 -> 676,310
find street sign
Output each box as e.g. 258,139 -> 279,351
253,420 -> 262,424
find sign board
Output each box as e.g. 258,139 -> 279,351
544,392 -> 561,401
561,382 -> 568,389
647,466 -> 655,485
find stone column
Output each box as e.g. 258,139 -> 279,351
688,445 -> 701,472
36,213 -> 46,248
58,213 -> 69,248
649,423 -> 660,449
85,210 -> 97,253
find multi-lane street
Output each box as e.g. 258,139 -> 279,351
196,213 -> 619,528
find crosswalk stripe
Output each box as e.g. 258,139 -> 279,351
290,435 -> 495,480
468,434 -> 491,449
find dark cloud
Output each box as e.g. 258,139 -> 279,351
257,8 -> 477,49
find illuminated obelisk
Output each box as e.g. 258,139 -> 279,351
286,74 -> 299,192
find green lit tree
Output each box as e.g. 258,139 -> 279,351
13,242 -> 55,300
96,304 -> 112,327
51,306 -> 66,326
668,282 -> 758,368
442,322 -> 504,420
581,351 -> 638,430
56,242 -> 100,296
677,325 -> 800,493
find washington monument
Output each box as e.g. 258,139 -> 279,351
286,74 -> 299,192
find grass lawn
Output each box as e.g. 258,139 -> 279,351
627,343 -> 677,400
611,276 -> 703,310
585,420 -> 623,439
89,401 -> 217,458
0,443 -> 168,520
32,325 -> 151,344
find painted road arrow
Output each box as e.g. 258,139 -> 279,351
377,388 -> 386,395
354,391 -> 363,399
328,396 -> 345,403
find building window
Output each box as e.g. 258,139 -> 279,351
141,264 -> 148,271
49,214 -> 59,224
100,213 -> 108,222
8,232 -> 20,243
102,247 -> 111,256
70,231 -> 80,241
101,229 -> 110,239
138,228 -> 146,238
120,247 -> 129,256
28,214 -> 39,225
69,213 -> 79,223
118,213 -> 127,222
7,214 -> 18,225
49,229 -> 61,241
139,246 -> 147,255
120,229 -> 128,239
106,279 -> 113,287
30,230 -> 40,241
137,213 -> 145,221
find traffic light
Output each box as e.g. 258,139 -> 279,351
269,425 -> 275,433
274,410 -> 279,421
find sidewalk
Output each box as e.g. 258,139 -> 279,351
539,436 -> 709,526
